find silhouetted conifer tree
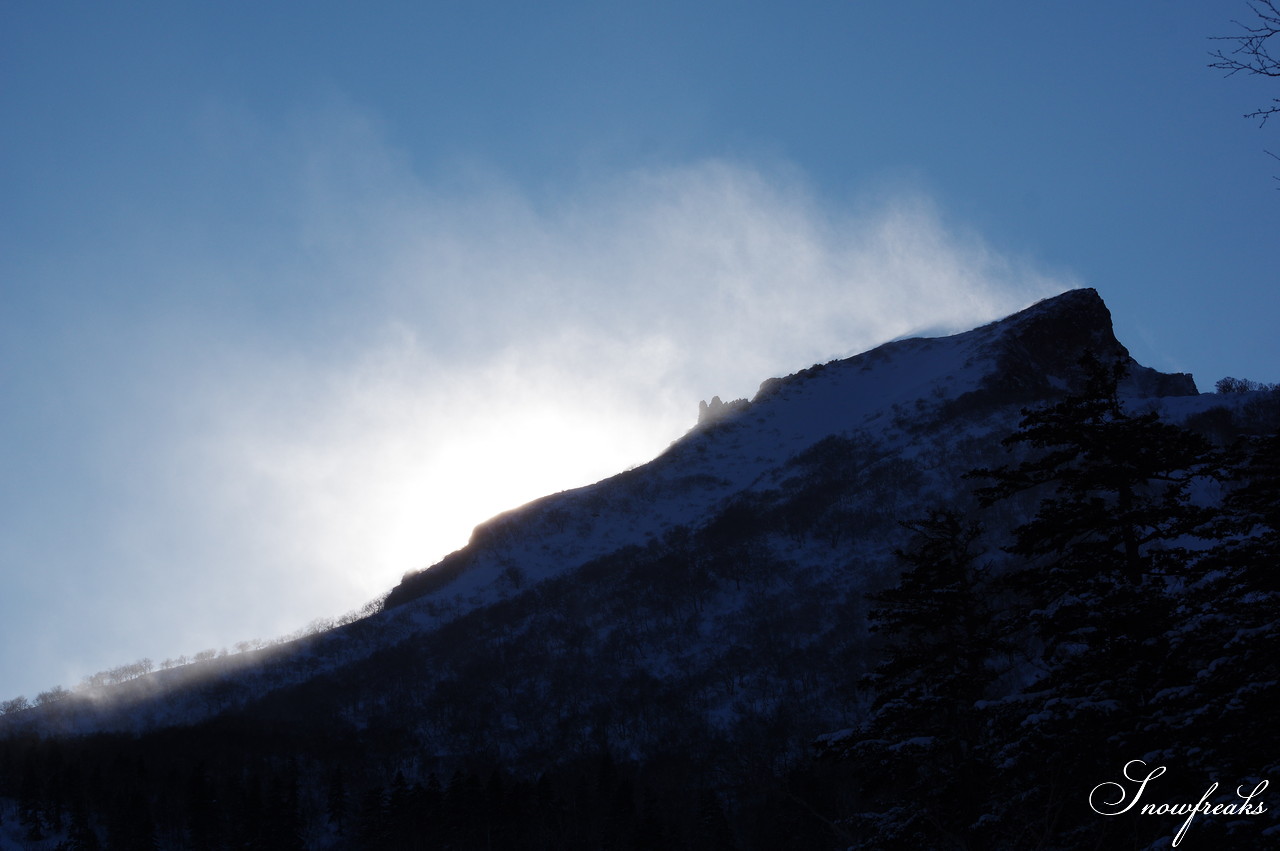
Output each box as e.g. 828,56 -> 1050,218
1160,430 -> 1280,816
357,785 -> 389,849
20,755 -> 46,842
184,761 -> 218,851
694,789 -> 737,850
265,762 -> 306,851
970,354 -> 1218,847
57,801 -> 101,851
326,764 -> 348,836
841,510 -> 1000,849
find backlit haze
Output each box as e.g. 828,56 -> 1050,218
2,2 -> 1277,702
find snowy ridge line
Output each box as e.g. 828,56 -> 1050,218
1,287 -> 1240,740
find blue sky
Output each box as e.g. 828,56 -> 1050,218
2,1 -> 1277,701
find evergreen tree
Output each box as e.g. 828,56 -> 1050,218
693,789 -> 737,851
973,354 -> 1213,588
185,761 -> 218,851
356,786 -> 389,849
417,772 -> 444,845
326,764 -> 348,836
19,755 -> 46,842
841,510 -> 1001,849
58,802 -> 102,851
970,354 -> 1218,847
1159,430 -> 1280,829
264,762 -> 305,851
384,770 -> 417,849
103,790 -> 158,851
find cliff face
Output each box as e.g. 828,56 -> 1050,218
980,287 -> 1197,400
697,395 -> 748,426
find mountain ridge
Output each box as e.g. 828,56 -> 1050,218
383,287 -> 1195,610
5,286 -> 1277,849
1,287 -> 1215,741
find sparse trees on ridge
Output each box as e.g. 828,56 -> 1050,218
34,686 -> 71,706
78,658 -> 155,690
0,592 -> 390,721
1216,375 -> 1278,393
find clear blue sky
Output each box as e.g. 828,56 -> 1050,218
2,1 -> 1277,701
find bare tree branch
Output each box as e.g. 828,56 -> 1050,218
1210,0 -> 1280,124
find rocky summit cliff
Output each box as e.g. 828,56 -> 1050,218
6,288 -> 1274,850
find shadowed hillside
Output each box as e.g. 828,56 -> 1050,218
3,289 -> 1276,849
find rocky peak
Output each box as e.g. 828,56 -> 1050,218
983,288 -> 1197,399
697,395 -> 748,427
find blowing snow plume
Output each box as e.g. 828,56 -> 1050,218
192,151 -> 1071,609
0,105 -> 1074,702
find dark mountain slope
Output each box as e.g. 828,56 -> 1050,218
5,288 -> 1274,850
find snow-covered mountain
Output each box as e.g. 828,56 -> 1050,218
3,288 -> 1275,850
0,288 -> 1214,740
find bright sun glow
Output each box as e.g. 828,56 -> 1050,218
172,158 -> 1060,652
395,405 -> 665,569
216,373 -> 688,612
